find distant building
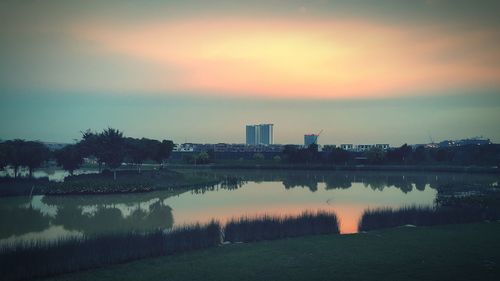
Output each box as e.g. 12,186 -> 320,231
355,144 -> 374,152
246,126 -> 257,145
174,143 -> 284,153
304,134 -> 319,147
246,124 -> 274,145
322,145 -> 337,151
413,137 -> 492,149
340,144 -> 354,151
438,137 -> 491,148
260,124 -> 274,145
375,144 -> 390,150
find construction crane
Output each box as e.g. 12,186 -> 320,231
313,129 -> 323,144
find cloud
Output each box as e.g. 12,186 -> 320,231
73,18 -> 500,98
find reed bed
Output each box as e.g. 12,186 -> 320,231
357,205 -> 496,232
224,211 -> 340,243
0,222 -> 221,281
0,212 -> 342,280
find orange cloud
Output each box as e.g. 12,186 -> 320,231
74,18 -> 500,98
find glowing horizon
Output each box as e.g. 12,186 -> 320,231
73,18 -> 500,99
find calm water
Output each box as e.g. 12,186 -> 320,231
0,169 -> 498,244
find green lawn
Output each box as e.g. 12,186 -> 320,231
45,222 -> 500,281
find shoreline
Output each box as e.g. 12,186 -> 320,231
168,163 -> 500,174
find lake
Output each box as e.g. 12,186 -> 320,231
0,169 -> 498,245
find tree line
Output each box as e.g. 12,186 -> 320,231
0,128 -> 174,179
282,143 -> 500,166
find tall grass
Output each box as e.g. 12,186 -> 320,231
0,222 -> 221,281
224,211 -> 340,243
0,212 -> 341,280
358,205 -> 497,232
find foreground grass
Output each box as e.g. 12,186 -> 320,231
45,222 -> 500,281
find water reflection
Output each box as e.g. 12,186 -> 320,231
0,170 -> 498,244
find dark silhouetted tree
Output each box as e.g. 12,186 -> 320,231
329,148 -> 350,165
20,141 -> 50,178
3,140 -> 23,177
55,144 -> 84,175
99,128 -> 125,180
413,146 -> 428,163
0,142 -> 7,171
434,148 -> 449,162
2,140 -> 49,178
78,129 -> 105,171
152,140 -> 174,167
365,147 -> 385,164
253,153 -> 265,160
124,138 -> 149,172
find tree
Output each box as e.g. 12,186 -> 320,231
253,153 -> 265,161
78,129 -> 105,171
196,151 -> 210,164
99,128 -> 125,180
2,140 -> 49,178
20,141 -> 50,178
434,148 -> 449,162
386,144 -> 413,163
0,142 -> 7,171
365,147 -> 385,164
152,140 -> 174,167
329,148 -> 350,165
400,144 -> 413,163
3,140 -> 24,177
282,145 -> 299,163
305,144 -> 320,163
124,138 -> 149,172
55,144 -> 84,175
413,146 -> 428,163
282,145 -> 320,164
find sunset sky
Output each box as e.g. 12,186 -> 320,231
1,0 -> 499,145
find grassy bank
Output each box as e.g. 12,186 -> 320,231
44,222 -> 500,281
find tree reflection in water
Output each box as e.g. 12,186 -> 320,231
0,170 -> 498,243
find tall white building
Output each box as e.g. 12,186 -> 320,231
246,124 -> 274,145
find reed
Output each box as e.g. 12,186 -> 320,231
0,221 -> 221,281
0,212 -> 343,280
224,211 -> 340,243
357,205 -> 496,232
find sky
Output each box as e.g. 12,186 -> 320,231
0,0 -> 499,145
